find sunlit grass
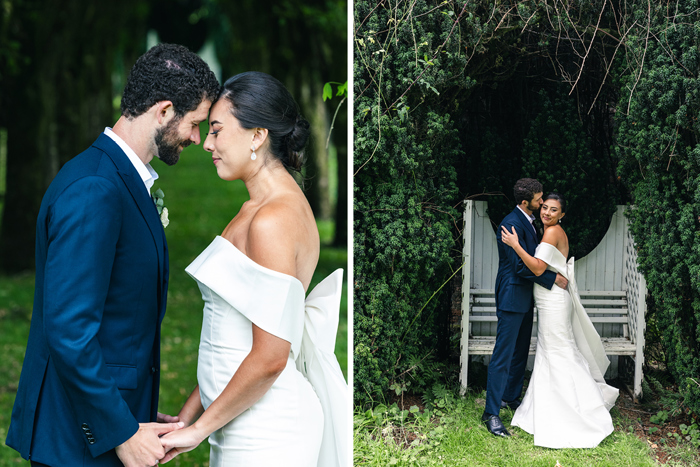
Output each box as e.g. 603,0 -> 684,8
354,390 -> 660,467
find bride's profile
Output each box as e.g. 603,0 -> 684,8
160,71 -> 347,466
500,192 -> 618,449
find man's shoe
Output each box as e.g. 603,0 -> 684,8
501,399 -> 521,410
481,414 -> 511,437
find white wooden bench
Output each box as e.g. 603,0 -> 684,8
460,201 -> 647,401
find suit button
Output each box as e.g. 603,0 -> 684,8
151,367 -> 157,374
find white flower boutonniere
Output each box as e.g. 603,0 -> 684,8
152,188 -> 169,229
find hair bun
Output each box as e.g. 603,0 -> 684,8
288,117 -> 310,152
284,117 -> 310,172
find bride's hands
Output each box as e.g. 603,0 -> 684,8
159,425 -> 207,463
501,226 -> 520,248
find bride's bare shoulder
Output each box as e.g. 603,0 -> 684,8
542,224 -> 567,243
246,196 -> 318,278
246,201 -> 298,275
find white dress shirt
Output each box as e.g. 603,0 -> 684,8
104,127 -> 159,193
517,205 -> 538,235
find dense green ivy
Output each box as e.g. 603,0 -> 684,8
522,88 -> 617,258
615,1 -> 700,416
354,0 -> 469,404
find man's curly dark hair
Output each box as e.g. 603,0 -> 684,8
121,43 -> 220,119
513,178 -> 543,205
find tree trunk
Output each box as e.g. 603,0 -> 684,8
0,0 -> 149,272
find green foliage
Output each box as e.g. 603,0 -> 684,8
323,81 -> 348,101
354,389 -> 660,467
650,410 -> 669,425
522,87 -> 617,258
354,0 -> 470,404
615,0 -> 700,419
354,0 -> 626,405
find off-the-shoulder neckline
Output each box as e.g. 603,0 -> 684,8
213,235 -> 305,290
537,241 -> 566,260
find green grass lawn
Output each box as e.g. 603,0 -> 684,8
0,135 -> 347,466
354,391 -> 664,467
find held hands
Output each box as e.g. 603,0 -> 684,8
500,226 -> 519,249
159,424 -> 207,463
115,421 -> 184,467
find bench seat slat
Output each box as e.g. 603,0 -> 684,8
467,337 -> 636,356
472,298 -> 626,307
470,289 -> 626,297
469,315 -> 628,324
472,306 -> 627,314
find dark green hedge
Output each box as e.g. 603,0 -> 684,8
353,0 -> 469,404
615,0 -> 700,416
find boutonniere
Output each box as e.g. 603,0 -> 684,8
152,188 -> 169,229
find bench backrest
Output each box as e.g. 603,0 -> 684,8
462,202 -> 645,346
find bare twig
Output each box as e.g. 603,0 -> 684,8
570,0 -> 608,94
325,96 -> 346,149
627,0 -> 652,114
383,2 -> 470,114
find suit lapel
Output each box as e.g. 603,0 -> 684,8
514,207 -> 537,246
92,134 -> 166,311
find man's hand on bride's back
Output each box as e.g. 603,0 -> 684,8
554,273 -> 568,290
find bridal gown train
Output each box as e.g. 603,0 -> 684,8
511,243 -> 619,449
185,236 -> 347,466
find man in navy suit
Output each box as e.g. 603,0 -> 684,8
482,178 -> 568,437
6,44 -> 220,466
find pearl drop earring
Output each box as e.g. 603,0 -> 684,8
251,144 -> 257,161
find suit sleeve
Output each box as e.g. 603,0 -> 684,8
498,220 -> 556,290
43,176 -> 138,458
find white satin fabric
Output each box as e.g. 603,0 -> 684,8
185,236 -> 347,466
511,242 -> 619,448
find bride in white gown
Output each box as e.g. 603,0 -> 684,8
160,72 -> 347,466
500,192 -> 618,449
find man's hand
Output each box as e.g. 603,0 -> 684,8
115,422 -> 184,467
157,412 -> 180,423
554,273 -> 568,290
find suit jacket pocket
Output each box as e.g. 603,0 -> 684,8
105,364 -> 137,390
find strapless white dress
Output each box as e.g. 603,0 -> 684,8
511,243 -> 619,448
185,236 -> 347,466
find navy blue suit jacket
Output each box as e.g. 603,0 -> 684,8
495,207 -> 556,312
6,134 -> 169,466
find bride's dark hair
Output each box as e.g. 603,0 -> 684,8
217,71 -> 310,173
544,192 -> 566,213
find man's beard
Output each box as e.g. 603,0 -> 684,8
154,118 -> 191,166
526,199 -> 540,213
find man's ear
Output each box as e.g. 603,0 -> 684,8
155,101 -> 175,125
